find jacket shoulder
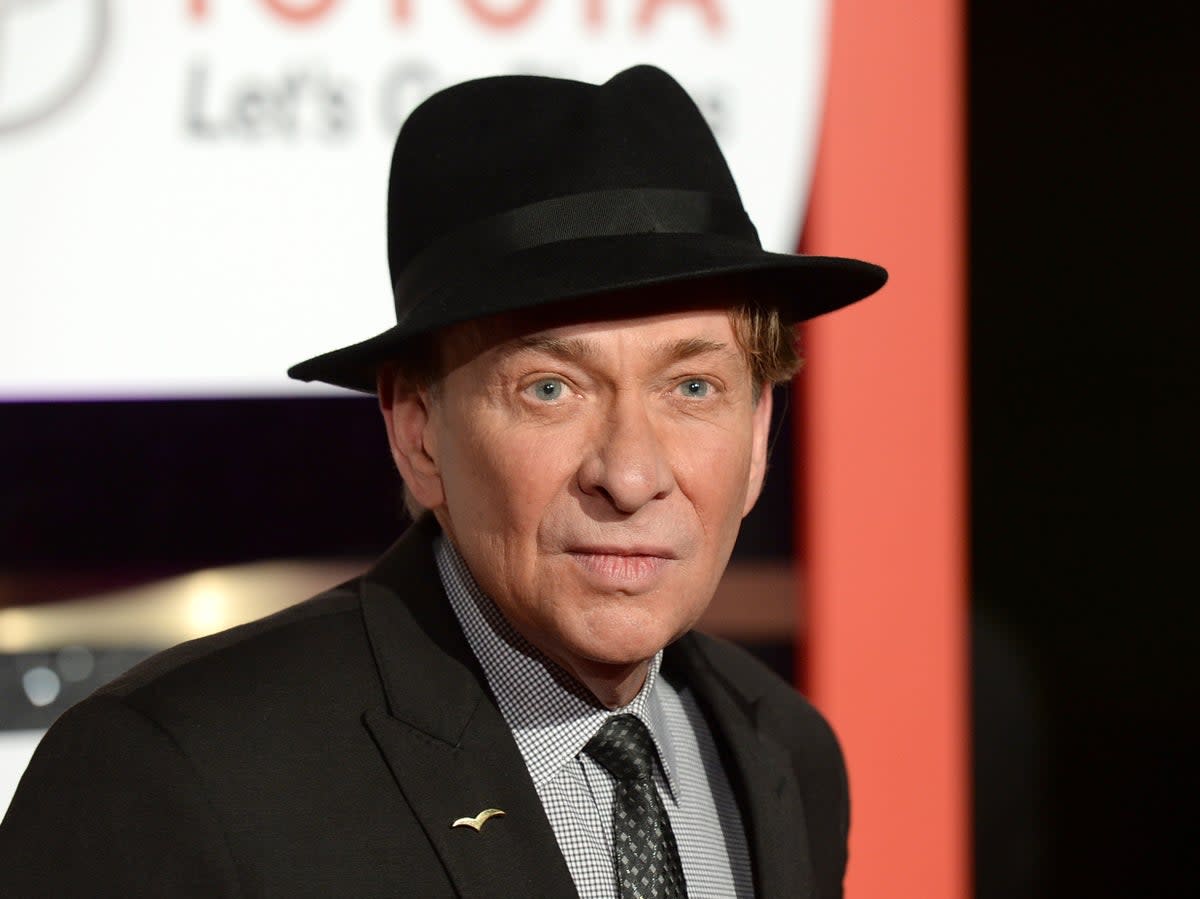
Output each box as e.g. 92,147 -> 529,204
685,630 -> 843,757
98,581 -> 367,705
0,690 -> 244,896
70,580 -> 390,764
684,630 -> 850,889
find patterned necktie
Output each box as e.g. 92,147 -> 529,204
584,714 -> 688,899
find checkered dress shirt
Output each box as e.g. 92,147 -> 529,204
436,536 -> 755,899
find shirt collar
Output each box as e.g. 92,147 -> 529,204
435,535 -> 678,795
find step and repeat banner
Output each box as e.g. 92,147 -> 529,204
1,0 -> 830,398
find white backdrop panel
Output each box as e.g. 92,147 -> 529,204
1,0 -> 829,397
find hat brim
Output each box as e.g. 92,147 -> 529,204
287,232 -> 887,394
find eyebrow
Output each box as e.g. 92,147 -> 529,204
504,334 -> 599,364
653,337 -> 737,367
502,334 -> 735,368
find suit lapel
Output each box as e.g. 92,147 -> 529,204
666,636 -> 818,899
359,520 -> 579,899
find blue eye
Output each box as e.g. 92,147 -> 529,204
529,378 -> 565,401
678,379 -> 711,398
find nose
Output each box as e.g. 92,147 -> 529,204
577,393 -> 675,514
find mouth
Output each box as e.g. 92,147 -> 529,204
564,546 -> 678,590
566,544 -> 678,560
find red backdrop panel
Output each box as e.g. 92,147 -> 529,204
798,1 -> 967,896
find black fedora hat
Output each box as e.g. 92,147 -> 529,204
288,65 -> 886,393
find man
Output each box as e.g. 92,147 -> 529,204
0,65 -> 885,897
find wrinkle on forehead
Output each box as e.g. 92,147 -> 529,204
499,332 -> 736,368
434,277 -> 757,373
440,309 -> 743,379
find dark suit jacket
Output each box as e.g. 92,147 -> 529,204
0,518 -> 849,897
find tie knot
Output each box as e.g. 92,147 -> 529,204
584,714 -> 659,783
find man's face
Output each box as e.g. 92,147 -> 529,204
390,302 -> 773,683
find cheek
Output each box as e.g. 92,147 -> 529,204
439,415 -> 579,544
669,424 -> 755,530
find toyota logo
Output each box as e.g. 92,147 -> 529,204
0,0 -> 110,136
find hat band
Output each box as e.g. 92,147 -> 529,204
392,187 -> 758,323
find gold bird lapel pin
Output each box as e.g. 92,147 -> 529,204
452,808 -> 506,832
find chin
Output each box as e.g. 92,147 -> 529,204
567,602 -> 694,667
577,641 -> 664,669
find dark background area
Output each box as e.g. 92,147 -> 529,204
969,1 -> 1190,897
2,2 -> 1191,896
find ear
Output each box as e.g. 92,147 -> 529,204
741,384 -> 774,517
377,365 -> 445,510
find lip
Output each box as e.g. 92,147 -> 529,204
566,544 -> 679,559
565,546 -> 677,592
